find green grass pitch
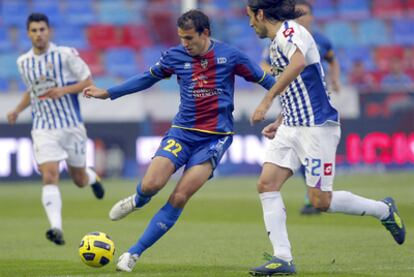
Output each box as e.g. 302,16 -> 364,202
0,172 -> 413,276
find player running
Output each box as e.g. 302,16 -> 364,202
7,13 -> 104,246
83,9 -> 275,272
261,0 -> 341,215
245,0 -> 405,275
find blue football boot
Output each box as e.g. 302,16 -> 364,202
381,197 -> 405,245
249,255 -> 296,276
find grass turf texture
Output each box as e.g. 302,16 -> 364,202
0,172 -> 412,276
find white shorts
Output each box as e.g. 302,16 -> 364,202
263,123 -> 341,191
31,125 -> 88,167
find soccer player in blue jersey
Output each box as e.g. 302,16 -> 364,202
246,0 -> 406,275
6,13 -> 104,246
261,0 -> 341,215
83,9 -> 275,272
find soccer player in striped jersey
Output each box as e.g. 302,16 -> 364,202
261,0 -> 342,216
246,0 -> 405,275
83,9 -> 275,272
6,13 -> 104,246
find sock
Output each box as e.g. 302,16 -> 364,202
41,185 -> 62,230
128,202 -> 183,256
86,168 -> 97,185
134,182 -> 156,208
328,191 -> 389,219
260,192 -> 292,262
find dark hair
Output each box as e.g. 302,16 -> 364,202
26,13 -> 49,30
177,9 -> 211,36
247,0 -> 304,21
295,0 -> 313,15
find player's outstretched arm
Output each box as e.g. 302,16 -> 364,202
83,86 -> 110,99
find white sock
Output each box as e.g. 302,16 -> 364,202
328,191 -> 389,219
41,185 -> 62,230
260,191 -> 292,262
86,168 -> 97,185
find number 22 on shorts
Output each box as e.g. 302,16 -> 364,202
163,139 -> 182,157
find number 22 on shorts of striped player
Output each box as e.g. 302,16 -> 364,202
163,139 -> 182,157
304,157 -> 321,176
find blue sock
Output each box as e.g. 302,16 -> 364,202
128,202 -> 183,256
134,182 -> 156,208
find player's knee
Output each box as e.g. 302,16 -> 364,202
41,170 -> 59,184
142,176 -> 165,194
168,192 -> 189,208
71,170 -> 88,187
256,178 -> 275,193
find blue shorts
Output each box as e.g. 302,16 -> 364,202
154,127 -> 233,176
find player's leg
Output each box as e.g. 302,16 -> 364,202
249,163 -> 297,276
304,125 -> 405,244
67,166 -> 104,199
109,156 -> 175,221
63,125 -> 105,199
116,132 -> 231,272
32,129 -> 66,245
116,162 -> 213,272
299,165 -> 320,215
39,161 -> 65,245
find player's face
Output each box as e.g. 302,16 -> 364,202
27,21 -> 50,51
178,27 -> 210,56
246,7 -> 267,39
295,4 -> 313,30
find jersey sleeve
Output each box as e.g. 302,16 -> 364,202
148,50 -> 175,79
234,49 -> 275,90
66,47 -> 91,81
16,57 -> 30,89
107,71 -> 162,100
278,22 -> 310,60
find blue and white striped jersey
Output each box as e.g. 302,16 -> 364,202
17,43 -> 91,130
269,20 -> 339,127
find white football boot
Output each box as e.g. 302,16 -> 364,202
116,252 -> 139,272
109,194 -> 138,221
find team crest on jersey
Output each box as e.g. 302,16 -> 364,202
283,27 -> 294,37
46,62 -> 54,71
324,163 -> 333,176
201,58 -> 208,69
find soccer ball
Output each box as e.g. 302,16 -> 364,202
79,231 -> 115,267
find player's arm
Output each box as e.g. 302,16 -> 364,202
251,48 -> 305,125
84,50 -> 174,100
7,91 -> 31,125
234,50 -> 275,90
84,71 -> 162,100
262,113 -> 283,139
324,50 -> 341,92
41,76 -> 94,100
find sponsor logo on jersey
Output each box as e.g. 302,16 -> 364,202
324,163 -> 333,176
283,27 -> 294,37
184,62 -> 191,69
217,57 -> 227,64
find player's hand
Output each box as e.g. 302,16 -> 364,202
7,110 -> 18,125
83,86 -> 110,99
262,121 -> 280,139
250,97 -> 272,125
40,87 -> 65,100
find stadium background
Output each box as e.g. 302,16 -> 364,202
0,0 -> 413,180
